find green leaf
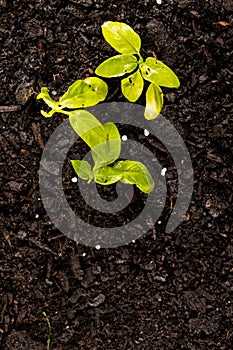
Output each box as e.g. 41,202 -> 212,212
114,160 -> 155,193
91,122 -> 121,168
71,160 -> 93,182
69,111 -> 121,168
95,54 -> 138,78
59,77 -> 108,108
69,110 -> 103,148
140,57 -> 180,88
94,160 -> 154,193
94,166 -> 123,185
121,70 -> 144,102
145,83 -> 164,120
102,21 -> 141,54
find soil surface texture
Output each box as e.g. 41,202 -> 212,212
0,0 -> 233,349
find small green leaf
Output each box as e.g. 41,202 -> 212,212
59,77 -> 108,108
94,160 -> 154,193
69,110 -> 103,148
71,160 -> 93,182
94,166 -> 123,185
121,70 -> 144,102
69,111 -> 121,168
91,122 -> 121,168
95,55 -> 138,78
145,83 -> 163,120
102,21 -> 141,54
141,57 -> 180,88
114,160 -> 155,193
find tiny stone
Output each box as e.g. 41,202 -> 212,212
15,80 -> 34,105
156,0 -> 162,3
154,276 -> 166,282
45,279 -> 53,285
132,240 -> 135,243
161,168 -> 167,176
72,177 -> 78,183
35,214 -> 39,218
199,74 -> 208,83
158,221 -> 161,224
18,231 -> 27,239
82,253 -> 86,256
95,244 -> 101,250
205,199 -> 212,208
51,90 -> 57,96
144,129 -> 149,136
122,135 -> 127,141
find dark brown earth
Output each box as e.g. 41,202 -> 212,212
0,0 -> 233,349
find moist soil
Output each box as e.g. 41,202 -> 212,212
0,1 -> 233,349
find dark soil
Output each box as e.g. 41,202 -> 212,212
0,0 -> 233,349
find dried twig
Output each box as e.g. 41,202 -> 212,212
0,105 -> 21,113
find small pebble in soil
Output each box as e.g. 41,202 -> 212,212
158,221 -> 161,224
72,177 -> 78,183
156,0 -> 162,4
82,253 -> 86,256
144,129 -> 149,136
95,244 -> 101,250
132,240 -> 135,243
18,231 -> 27,239
161,168 -> 167,176
205,199 -> 212,208
51,90 -> 57,96
35,214 -> 39,218
122,135 -> 127,141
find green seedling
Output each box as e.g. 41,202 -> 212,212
42,312 -> 51,350
70,110 -> 155,194
95,21 -> 180,119
37,83 -> 154,193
